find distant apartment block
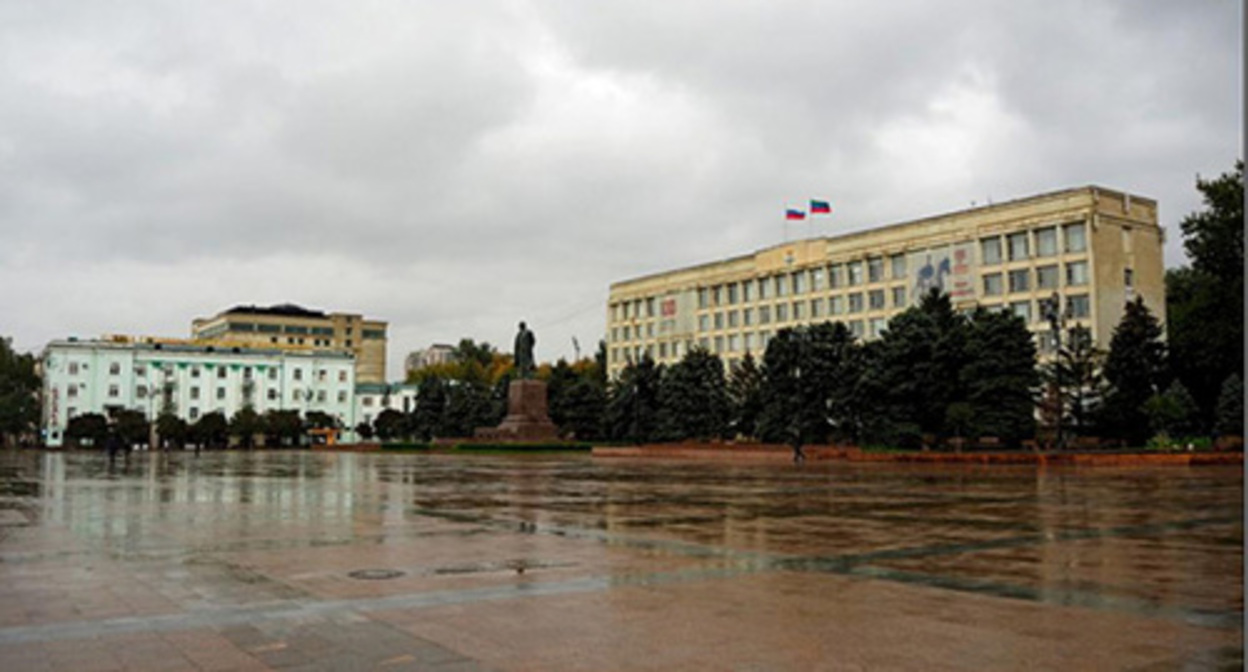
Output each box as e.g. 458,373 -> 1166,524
605,186 -> 1164,378
404,344 -> 456,377
192,304 -> 387,384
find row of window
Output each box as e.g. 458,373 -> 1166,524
227,322 -> 337,336
609,224 -> 1091,323
65,361 -> 350,382
70,382 -> 351,402
611,293 -> 1090,353
980,223 -> 1086,265
982,261 -> 1090,296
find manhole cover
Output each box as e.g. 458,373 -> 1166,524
347,569 -> 405,580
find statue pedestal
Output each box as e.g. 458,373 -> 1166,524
475,379 -> 558,442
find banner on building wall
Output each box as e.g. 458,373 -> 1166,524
908,243 -> 976,302
658,289 -> 696,338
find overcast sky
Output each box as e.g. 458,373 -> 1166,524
1,1 -> 1241,378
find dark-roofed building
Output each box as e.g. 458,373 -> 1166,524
191,304 -> 387,383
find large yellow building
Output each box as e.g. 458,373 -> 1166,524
605,186 -> 1164,378
191,304 -> 388,383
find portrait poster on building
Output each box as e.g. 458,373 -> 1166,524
908,243 -> 976,302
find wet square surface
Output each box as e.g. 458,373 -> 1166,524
0,451 -> 1241,670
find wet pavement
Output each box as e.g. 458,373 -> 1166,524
0,450 -> 1241,671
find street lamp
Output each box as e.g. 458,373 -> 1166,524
1041,292 -> 1074,450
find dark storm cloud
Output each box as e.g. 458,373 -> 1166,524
0,0 -> 1240,373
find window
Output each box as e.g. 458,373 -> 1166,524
1064,222 -> 1087,253
890,254 -> 907,279
727,311 -> 739,328
66,384 -> 78,399
727,283 -> 739,305
68,362 -> 80,375
189,407 -> 199,420
216,387 -> 226,400
646,323 -> 654,338
293,369 -> 303,381
828,264 -> 843,289
775,303 -> 789,322
848,293 -> 864,313
1036,265 -> 1059,290
1011,301 -> 1033,323
743,333 -> 754,352
191,367 -> 201,378
868,289 -> 886,310
892,287 -> 907,308
1066,261 -> 1088,286
134,365 -> 146,377
1037,331 -> 1058,355
1008,232 -> 1029,261
741,281 -> 752,302
714,312 -> 724,330
698,289 -> 709,309
1008,269 -> 1030,293
811,299 -> 824,318
811,267 -> 825,291
217,367 -> 227,379
317,390 -> 327,403
848,320 -> 864,338
727,334 -> 739,352
268,368 -> 278,380
1035,227 -> 1057,257
267,389 -> 278,401
775,276 -> 788,297
1124,268 -> 1134,288
981,237 -> 1002,265
136,386 -> 147,399
792,301 -> 804,320
743,308 -> 754,326
982,273 -> 1003,296
1067,294 -> 1090,318
191,386 -> 200,400
714,336 -> 724,354
792,271 -> 806,295
869,317 -> 887,338
109,362 -> 120,375
646,297 -> 655,317
318,369 -> 328,382
622,325 -> 632,340
830,296 -> 845,315
847,261 -> 864,286
293,389 -> 303,401
659,342 -> 668,359
338,391 -> 347,403
867,257 -> 884,283
757,277 -> 770,299
108,384 -> 119,398
759,306 -> 771,324
712,286 -> 722,307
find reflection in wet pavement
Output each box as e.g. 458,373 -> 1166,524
0,450 -> 1241,670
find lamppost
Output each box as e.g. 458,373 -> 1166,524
1041,291 -> 1073,450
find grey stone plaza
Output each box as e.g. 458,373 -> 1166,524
0,451 -> 1241,670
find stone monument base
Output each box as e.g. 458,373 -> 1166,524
475,379 -> 558,442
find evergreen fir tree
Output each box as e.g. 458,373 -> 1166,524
657,348 -> 730,441
1101,297 -> 1168,445
1215,375 -> 1244,438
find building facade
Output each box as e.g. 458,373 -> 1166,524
191,304 -> 388,383
354,383 -> 420,430
40,337 -> 356,447
605,186 -> 1164,378
404,344 -> 456,378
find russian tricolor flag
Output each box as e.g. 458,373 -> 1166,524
785,209 -> 806,220
810,199 -> 831,214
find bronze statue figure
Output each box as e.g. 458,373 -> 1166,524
514,321 -> 536,379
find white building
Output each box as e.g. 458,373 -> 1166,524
404,344 -> 456,377
40,337 -> 357,447
354,383 -> 420,431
